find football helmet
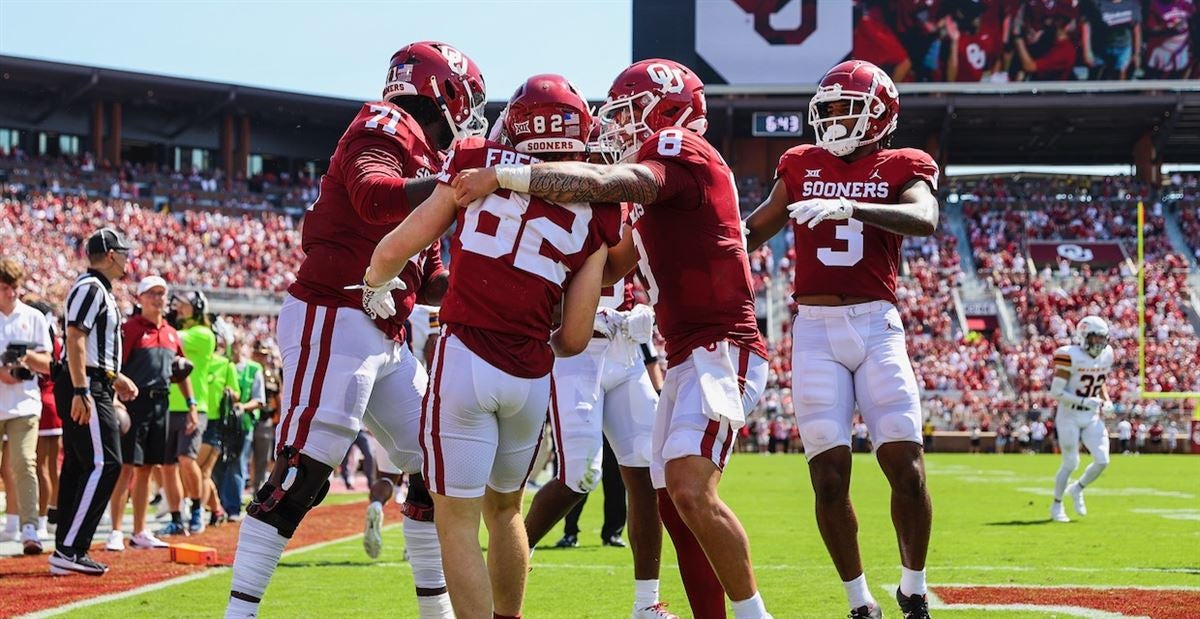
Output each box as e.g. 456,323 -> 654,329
595,59 -> 708,163
808,60 -> 899,157
1075,315 -> 1109,358
503,74 -> 592,155
383,41 -> 487,141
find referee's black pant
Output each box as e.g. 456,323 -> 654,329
53,369 -> 123,556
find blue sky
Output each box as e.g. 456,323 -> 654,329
0,0 -> 633,102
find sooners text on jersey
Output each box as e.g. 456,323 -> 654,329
289,100 -> 444,341
631,128 -> 766,367
776,144 -> 939,304
437,136 -> 622,378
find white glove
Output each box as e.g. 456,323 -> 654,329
593,307 -> 625,339
787,197 -> 854,229
624,304 -> 655,344
1082,396 -> 1106,414
350,275 -> 407,320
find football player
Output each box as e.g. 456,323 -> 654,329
452,59 -> 772,619
1049,316 -> 1114,523
225,41 -> 485,619
524,269 -> 674,619
362,74 -> 620,619
743,59 -> 939,619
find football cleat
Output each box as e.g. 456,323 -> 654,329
49,550 -> 108,576
849,603 -> 883,618
363,501 -> 384,559
632,601 -> 679,619
1066,482 -> 1087,516
1050,501 -> 1070,523
554,534 -> 579,548
896,588 -> 931,619
603,534 -> 627,548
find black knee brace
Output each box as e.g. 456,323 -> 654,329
247,447 -> 332,538
401,473 -> 434,522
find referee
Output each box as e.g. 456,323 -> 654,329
50,228 -> 140,577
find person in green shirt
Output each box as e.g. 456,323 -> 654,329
159,291 -> 216,536
199,327 -> 240,527
215,338 -> 264,519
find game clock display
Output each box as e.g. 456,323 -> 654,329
752,112 -> 804,137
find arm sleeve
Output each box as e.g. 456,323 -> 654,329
638,159 -> 697,207
341,135 -> 416,226
34,312 -> 52,353
120,321 -> 135,364
65,283 -> 102,333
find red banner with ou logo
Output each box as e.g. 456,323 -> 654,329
1027,241 -> 1128,270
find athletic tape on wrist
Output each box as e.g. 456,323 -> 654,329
495,164 -> 532,193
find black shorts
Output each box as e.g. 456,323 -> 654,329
120,394 -> 170,466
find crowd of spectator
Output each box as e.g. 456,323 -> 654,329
854,0 -> 1197,83
1,150 -> 1197,448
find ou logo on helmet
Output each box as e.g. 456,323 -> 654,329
647,63 -> 685,94
438,44 -> 468,75
695,0 -> 852,84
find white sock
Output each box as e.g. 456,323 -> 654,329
4,514 -> 17,534
900,566 -> 927,596
634,578 -> 660,609
731,591 -> 768,619
38,516 -> 48,531
415,592 -> 454,619
226,517 -> 288,618
225,597 -> 259,619
403,518 -> 446,589
843,573 -> 875,609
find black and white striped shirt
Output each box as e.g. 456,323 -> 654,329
64,269 -> 122,372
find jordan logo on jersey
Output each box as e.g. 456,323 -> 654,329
869,169 -> 883,180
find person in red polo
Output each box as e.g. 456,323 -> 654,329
105,276 -> 197,551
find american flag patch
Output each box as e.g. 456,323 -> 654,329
564,112 -> 581,137
390,64 -> 413,84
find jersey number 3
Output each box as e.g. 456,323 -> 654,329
460,193 -> 592,286
817,219 -> 865,267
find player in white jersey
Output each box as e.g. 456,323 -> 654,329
525,274 -> 675,619
1049,316 -> 1114,523
408,304 -> 441,370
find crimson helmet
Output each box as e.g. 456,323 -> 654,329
595,59 -> 708,163
383,41 -> 487,141
808,60 -> 899,157
502,74 -> 592,155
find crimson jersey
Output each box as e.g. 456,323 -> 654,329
775,144 -> 939,304
289,100 -> 445,341
437,137 -> 622,378
951,20 -> 1004,81
631,128 -> 767,367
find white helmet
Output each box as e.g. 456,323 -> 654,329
1075,316 -> 1109,358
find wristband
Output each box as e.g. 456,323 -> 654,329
186,397 -> 197,407
494,164 -> 532,193
73,386 -> 88,396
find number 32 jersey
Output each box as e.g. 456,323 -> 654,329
775,144 -> 939,304
1053,344 -> 1114,404
437,137 -> 622,378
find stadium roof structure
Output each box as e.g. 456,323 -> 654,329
3,54 -> 1198,168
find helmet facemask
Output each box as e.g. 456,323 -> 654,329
431,75 -> 488,147
1084,333 -> 1108,358
596,92 -> 658,164
808,84 -> 896,157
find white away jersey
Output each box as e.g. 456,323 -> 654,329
408,304 -> 440,367
1053,344 -> 1114,402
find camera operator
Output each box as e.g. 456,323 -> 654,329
0,258 -> 53,555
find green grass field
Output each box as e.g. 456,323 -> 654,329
60,453 -> 1200,618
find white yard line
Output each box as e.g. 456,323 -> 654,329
19,522 -> 403,619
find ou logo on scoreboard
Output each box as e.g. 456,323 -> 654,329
695,0 -> 852,85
